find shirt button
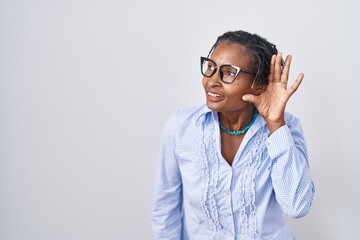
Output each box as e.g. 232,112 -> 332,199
227,212 -> 232,217
226,191 -> 231,196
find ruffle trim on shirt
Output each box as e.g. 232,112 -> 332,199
200,113 -> 221,231
238,126 -> 267,239
199,111 -> 267,238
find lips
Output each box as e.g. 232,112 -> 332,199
208,92 -> 222,98
207,91 -> 224,102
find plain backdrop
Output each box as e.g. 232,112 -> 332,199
1,0 -> 359,239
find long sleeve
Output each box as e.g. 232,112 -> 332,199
267,115 -> 315,218
151,113 -> 183,240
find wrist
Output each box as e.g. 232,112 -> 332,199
266,119 -> 286,135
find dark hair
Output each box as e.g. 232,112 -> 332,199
208,30 -> 282,85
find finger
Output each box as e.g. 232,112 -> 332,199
280,55 -> 292,83
274,53 -> 283,81
288,73 -> 304,95
268,55 -> 276,82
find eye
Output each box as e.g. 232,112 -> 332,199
201,59 -> 217,77
208,65 -> 215,71
224,71 -> 236,77
221,66 -> 237,77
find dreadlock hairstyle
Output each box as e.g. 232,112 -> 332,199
208,30 -> 283,86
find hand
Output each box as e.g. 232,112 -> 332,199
242,53 -> 304,133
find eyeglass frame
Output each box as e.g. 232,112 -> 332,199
200,57 -> 256,84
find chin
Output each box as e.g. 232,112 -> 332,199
206,101 -> 253,114
206,101 -> 224,112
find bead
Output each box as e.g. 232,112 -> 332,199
219,111 -> 258,136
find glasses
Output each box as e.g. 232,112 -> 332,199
200,57 -> 256,84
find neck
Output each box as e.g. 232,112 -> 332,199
218,106 -> 256,132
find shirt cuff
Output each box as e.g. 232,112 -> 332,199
266,125 -> 295,159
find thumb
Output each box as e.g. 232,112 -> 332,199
242,93 -> 258,105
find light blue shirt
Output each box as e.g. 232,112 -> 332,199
151,105 -> 315,240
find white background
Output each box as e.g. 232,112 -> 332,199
1,0 -> 359,239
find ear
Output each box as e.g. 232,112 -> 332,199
251,80 -> 266,95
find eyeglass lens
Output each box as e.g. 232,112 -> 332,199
201,59 -> 215,77
202,59 -> 238,83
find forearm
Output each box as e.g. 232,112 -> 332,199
151,185 -> 183,239
267,124 -> 315,218
152,113 -> 183,239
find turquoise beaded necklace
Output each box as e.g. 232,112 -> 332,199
219,111 -> 258,136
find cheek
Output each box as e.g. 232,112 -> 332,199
232,79 -> 253,95
224,83 -> 253,103
230,90 -> 247,102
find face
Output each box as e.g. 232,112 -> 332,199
202,41 -> 257,114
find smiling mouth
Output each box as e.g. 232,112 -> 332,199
208,92 -> 222,98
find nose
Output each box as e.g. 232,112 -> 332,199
206,71 -> 222,87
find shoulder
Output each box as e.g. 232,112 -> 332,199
162,104 -> 209,136
284,111 -> 305,135
167,104 -> 209,126
285,111 -> 297,122
284,112 -> 302,127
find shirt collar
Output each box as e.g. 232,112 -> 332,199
194,105 -> 213,126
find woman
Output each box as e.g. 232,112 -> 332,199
151,30 -> 315,240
